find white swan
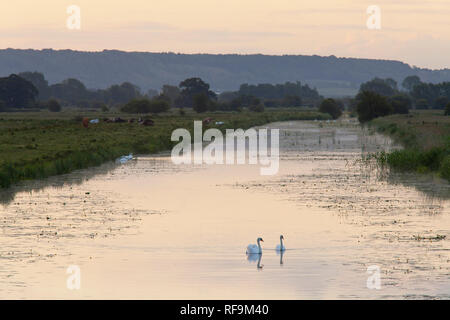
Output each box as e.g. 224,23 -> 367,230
246,237 -> 263,254
275,235 -> 286,252
117,153 -> 133,164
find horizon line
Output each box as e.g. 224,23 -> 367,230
2,47 -> 450,71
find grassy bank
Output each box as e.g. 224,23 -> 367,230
370,110 -> 450,181
0,109 -> 330,188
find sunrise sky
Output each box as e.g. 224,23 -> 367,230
1,0 -> 449,69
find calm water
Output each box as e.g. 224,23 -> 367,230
0,120 -> 449,299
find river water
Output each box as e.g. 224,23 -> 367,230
0,120 -> 449,299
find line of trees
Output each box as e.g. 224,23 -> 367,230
0,74 -> 38,109
237,82 -> 321,105
0,71 -> 324,114
145,80 -> 322,113
18,71 -> 142,107
353,76 -> 450,122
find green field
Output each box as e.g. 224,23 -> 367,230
370,110 -> 450,181
0,108 -> 330,188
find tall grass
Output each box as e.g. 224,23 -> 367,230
370,111 -> 450,181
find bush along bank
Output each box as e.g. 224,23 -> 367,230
370,116 -> 450,182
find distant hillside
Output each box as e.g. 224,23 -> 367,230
1,49 -> 449,97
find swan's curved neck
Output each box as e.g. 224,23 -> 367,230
257,239 -> 261,249
280,237 -> 284,248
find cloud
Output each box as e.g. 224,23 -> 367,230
0,24 -> 294,53
0,1 -> 449,69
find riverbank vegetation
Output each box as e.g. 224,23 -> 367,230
369,110 -> 450,181
0,109 -> 330,188
351,76 -> 450,182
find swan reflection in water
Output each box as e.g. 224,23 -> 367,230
276,250 -> 285,266
247,253 -> 263,270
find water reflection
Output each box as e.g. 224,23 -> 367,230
0,155 -> 181,205
356,154 -> 450,201
0,120 -> 448,299
277,250 -> 284,266
247,253 -> 263,269
379,169 -> 450,201
0,161 -> 118,205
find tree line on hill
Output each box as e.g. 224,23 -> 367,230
3,50 -> 450,96
0,71 -> 323,114
354,75 -> 450,122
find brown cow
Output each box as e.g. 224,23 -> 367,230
203,117 -> 212,125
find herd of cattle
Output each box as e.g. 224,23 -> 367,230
81,117 -> 222,128
82,117 -> 155,128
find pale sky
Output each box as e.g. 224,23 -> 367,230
1,0 -> 449,69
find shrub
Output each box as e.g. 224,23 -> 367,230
149,100 -> 170,113
193,93 -> 209,113
249,104 -> 265,112
282,95 -> 302,107
390,95 -> 411,114
121,99 -> 151,113
356,91 -> 392,122
319,98 -> 342,119
89,102 -> 109,112
264,100 -> 278,108
434,96 -> 448,109
415,99 -> 429,110
420,147 -> 445,171
440,155 -> 450,181
386,149 -> 422,171
387,147 -> 446,173
47,99 -> 62,112
445,103 -> 450,116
